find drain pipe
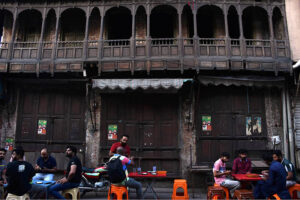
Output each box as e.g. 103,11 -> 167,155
282,86 -> 290,159
286,89 -> 295,163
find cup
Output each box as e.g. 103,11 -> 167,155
153,166 -> 156,172
133,168 -> 136,173
137,167 -> 141,174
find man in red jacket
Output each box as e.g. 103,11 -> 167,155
109,135 -> 131,157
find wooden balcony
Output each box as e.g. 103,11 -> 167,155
0,37 -> 291,74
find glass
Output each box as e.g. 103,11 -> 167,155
153,166 -> 156,172
137,167 -> 141,174
133,168 -> 136,173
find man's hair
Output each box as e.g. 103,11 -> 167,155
13,148 -> 24,158
262,152 -> 273,163
66,146 -> 77,154
0,148 -> 7,153
273,150 -> 282,157
116,147 -> 124,155
238,149 -> 248,155
122,134 -> 129,139
221,152 -> 230,159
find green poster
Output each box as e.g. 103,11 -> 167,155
108,124 -> 118,140
38,119 -> 47,135
202,116 -> 212,131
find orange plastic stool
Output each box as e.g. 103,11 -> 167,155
172,179 -> 189,200
207,186 -> 226,200
214,183 -> 230,200
288,183 -> 300,199
107,184 -> 129,200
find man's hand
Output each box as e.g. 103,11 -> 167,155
57,177 -> 68,184
225,170 -> 231,175
130,156 -> 134,160
246,171 -> 251,174
261,175 -> 267,181
35,164 -> 41,171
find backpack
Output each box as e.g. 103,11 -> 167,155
107,156 -> 126,183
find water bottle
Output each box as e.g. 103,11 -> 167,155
153,166 -> 156,172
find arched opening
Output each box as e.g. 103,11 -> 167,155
242,6 -> 269,39
150,5 -> 178,38
43,9 -> 56,42
16,9 -> 42,42
197,5 -> 225,38
182,5 -> 194,38
104,7 -> 132,40
135,6 -> 146,40
228,6 -> 240,39
0,9 -> 13,44
60,8 -> 86,41
88,8 -> 101,41
272,7 -> 285,40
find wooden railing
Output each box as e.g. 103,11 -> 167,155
0,37 -> 290,63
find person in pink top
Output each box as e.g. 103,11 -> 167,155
213,152 -> 240,197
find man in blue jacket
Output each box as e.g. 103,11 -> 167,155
254,152 -> 291,199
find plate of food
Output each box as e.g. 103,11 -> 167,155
142,172 -> 148,175
246,174 -> 260,178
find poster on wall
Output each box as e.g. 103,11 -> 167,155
108,124 -> 118,140
38,120 -> 47,135
5,138 -> 14,151
202,116 -> 212,131
253,117 -> 262,134
246,116 -> 252,136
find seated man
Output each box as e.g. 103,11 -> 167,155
0,148 -> 7,197
49,146 -> 82,199
109,147 -> 142,199
232,149 -> 252,174
213,152 -> 240,197
254,152 -> 291,199
33,147 -> 57,181
6,147 -> 45,199
273,150 -> 297,187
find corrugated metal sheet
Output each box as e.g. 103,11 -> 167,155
294,98 -> 300,148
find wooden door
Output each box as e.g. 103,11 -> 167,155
16,86 -> 86,168
196,86 -> 268,164
100,93 -> 179,176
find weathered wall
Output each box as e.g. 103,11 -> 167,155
85,93 -> 101,168
264,88 -> 284,150
285,0 -> 300,61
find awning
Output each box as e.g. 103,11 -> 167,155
197,75 -> 285,88
92,79 -> 192,90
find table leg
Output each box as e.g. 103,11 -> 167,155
142,179 -> 158,200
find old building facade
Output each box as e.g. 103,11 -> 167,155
0,0 -> 294,178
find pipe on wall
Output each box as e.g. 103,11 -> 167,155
286,89 -> 295,164
282,87 -> 290,159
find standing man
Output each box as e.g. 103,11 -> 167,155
213,152 -> 240,197
109,147 -> 142,199
109,134 -> 130,157
254,152 -> 291,199
232,149 -> 252,174
273,150 -> 297,187
5,148 -> 35,197
33,147 -> 57,181
49,146 -> 82,199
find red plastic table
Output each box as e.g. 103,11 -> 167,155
129,172 -> 167,199
232,174 -> 262,182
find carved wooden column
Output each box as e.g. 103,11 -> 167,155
267,7 -> 275,59
8,7 -> 18,60
130,4 -> 136,75
223,5 -> 230,59
146,3 -> 151,73
238,5 -> 245,58
281,7 -> 291,59
192,4 -> 199,72
83,6 -> 90,60
51,6 -> 61,75
178,7 -> 183,73
38,7 -> 47,61
98,7 -> 104,75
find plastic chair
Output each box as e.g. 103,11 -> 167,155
233,189 -> 254,200
288,183 -> 300,199
172,179 -> 189,200
267,194 -> 281,200
107,184 -> 128,200
207,186 -> 226,200
62,187 -> 80,200
6,193 -> 30,200
213,183 -> 230,200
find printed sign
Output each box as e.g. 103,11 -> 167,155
246,116 -> 262,136
5,138 -> 14,151
246,116 -> 252,136
202,116 -> 212,131
108,124 -> 118,140
38,120 -> 47,135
